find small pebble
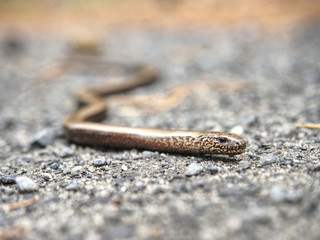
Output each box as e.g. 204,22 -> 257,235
284,156 -> 293,161
92,156 -> 107,167
43,173 -> 52,181
71,166 -> 84,175
259,143 -> 272,149
15,157 -> 34,164
122,165 -> 128,171
65,181 -> 78,191
169,175 -> 183,182
314,138 -> 320,143
159,153 -> 167,161
300,146 -> 308,151
174,183 -> 189,193
248,210 -> 271,224
2,187 -> 15,195
154,185 -> 166,194
259,154 -> 277,166
307,162 -> 320,171
243,115 -> 258,128
87,166 -> 96,173
285,191 -> 302,203
29,129 -> 55,148
15,176 -> 38,193
269,186 -> 285,203
49,162 -> 59,170
0,175 -> 16,184
281,156 -> 293,166
230,125 -> 244,135
112,162 -> 118,167
63,167 -> 71,174
142,151 -> 159,159
185,163 -> 203,177
240,160 -> 251,170
59,147 -> 74,158
161,163 -> 168,168
269,186 -> 301,203
207,164 -> 219,175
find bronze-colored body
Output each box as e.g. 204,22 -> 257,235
64,65 -> 246,155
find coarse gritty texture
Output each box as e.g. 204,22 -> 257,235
1,22 -> 320,240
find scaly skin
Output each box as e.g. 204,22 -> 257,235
63,65 -> 246,155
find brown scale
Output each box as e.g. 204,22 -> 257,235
63,65 -> 246,155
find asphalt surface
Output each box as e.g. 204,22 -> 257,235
1,22 -> 320,240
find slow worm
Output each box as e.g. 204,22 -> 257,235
63,65 -> 246,155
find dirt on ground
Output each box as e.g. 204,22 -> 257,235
1,1 -> 320,240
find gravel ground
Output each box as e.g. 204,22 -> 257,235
1,21 -> 320,240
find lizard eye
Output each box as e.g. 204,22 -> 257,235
218,137 -> 228,144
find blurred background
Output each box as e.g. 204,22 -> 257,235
0,0 -> 319,30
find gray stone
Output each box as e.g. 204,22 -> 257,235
253,211 -> 271,224
307,162 -> 320,172
92,156 -> 107,167
207,164 -> 219,175
65,181 -> 78,191
185,163 -> 203,177
230,125 -> 244,135
159,153 -> 167,160
49,162 -> 59,170
285,191 -> 302,203
15,176 -> 38,193
59,147 -> 74,158
71,166 -> 83,175
15,157 -> 34,164
0,175 -> 16,184
29,129 -> 55,148
240,160 -> 251,170
121,165 -> 128,171
269,186 -> 302,203
245,210 -> 271,225
259,154 -> 277,166
242,114 -> 259,128
269,186 -> 285,203
142,151 -> 159,159
43,173 -> 52,181
173,183 -> 189,193
62,167 -> 71,174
